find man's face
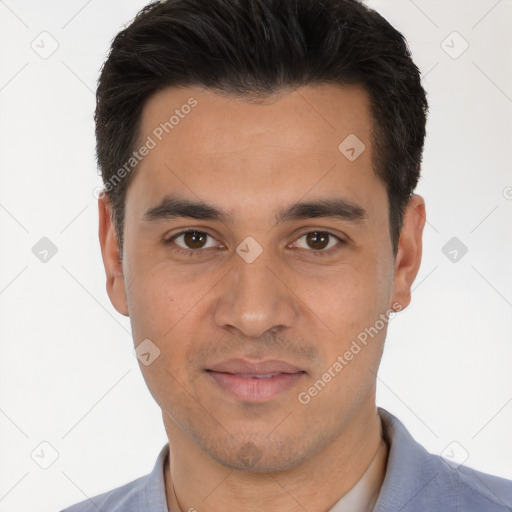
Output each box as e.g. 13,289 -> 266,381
101,84 -> 419,471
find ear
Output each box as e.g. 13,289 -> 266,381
391,194 -> 426,310
98,195 -> 129,317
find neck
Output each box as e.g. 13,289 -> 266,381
164,398 -> 385,512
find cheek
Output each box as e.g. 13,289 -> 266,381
297,265 -> 391,413
305,254 -> 393,339
300,263 -> 392,404
125,256 -> 212,341
125,261 -> 227,398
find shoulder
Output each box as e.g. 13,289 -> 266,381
376,408 -> 512,511
59,473 -> 150,512
59,444 -> 170,512
427,452 -> 512,510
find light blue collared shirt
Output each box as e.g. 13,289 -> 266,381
60,407 -> 512,511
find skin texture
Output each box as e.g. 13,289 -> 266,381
98,84 -> 425,512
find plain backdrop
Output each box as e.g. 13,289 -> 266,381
0,1 -> 511,511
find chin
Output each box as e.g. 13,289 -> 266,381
197,429 -> 328,473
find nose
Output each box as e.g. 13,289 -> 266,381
213,247 -> 299,339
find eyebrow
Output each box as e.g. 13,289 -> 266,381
142,194 -> 367,226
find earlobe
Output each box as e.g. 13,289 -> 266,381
391,194 -> 426,310
98,196 -> 129,317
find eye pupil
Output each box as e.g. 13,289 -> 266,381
176,231 -> 335,253
306,232 -> 329,250
184,231 -> 207,249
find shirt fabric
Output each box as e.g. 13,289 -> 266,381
60,407 -> 512,511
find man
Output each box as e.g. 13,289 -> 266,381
62,0 -> 512,510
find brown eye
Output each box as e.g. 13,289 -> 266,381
305,232 -> 330,250
293,231 -> 344,254
169,231 -> 217,252
182,231 -> 208,249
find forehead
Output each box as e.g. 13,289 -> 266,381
139,83 -> 373,152
126,83 -> 384,222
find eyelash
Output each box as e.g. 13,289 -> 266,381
165,230 -> 346,257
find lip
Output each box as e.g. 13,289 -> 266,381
208,358 -> 303,374
206,358 -> 306,402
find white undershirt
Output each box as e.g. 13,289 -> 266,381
328,438 -> 389,512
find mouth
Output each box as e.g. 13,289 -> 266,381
206,359 -> 307,402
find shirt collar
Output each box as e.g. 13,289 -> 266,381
141,407 -> 435,512
372,407 -> 439,512
140,443 -> 170,512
